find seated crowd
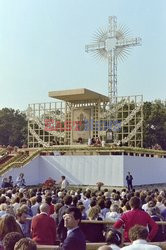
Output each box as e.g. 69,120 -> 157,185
0,176 -> 166,249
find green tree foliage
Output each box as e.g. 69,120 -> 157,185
0,108 -> 27,147
143,100 -> 166,150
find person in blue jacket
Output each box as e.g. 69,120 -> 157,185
62,207 -> 86,250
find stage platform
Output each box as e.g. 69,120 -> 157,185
1,147 -> 166,187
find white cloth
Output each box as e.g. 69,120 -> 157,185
121,239 -> 162,250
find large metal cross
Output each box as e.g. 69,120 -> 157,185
85,16 -> 142,104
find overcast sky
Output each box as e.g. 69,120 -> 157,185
0,0 -> 165,110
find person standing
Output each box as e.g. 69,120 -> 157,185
31,203 -> 56,245
126,172 -> 133,191
113,197 -> 158,242
61,176 -> 69,190
62,207 -> 86,250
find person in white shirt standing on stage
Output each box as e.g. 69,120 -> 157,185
61,176 -> 69,190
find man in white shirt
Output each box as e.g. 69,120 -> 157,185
121,225 -> 161,250
61,176 -> 69,190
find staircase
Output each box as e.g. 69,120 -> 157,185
0,155 -> 13,165
0,150 -> 40,175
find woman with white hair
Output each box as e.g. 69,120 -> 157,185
105,204 -> 121,223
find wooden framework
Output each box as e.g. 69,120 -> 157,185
27,89 -> 143,148
27,102 -> 65,148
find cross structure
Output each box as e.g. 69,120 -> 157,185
85,16 -> 142,104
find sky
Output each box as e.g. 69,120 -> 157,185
0,0 -> 166,111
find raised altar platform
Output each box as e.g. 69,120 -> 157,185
1,146 -> 166,187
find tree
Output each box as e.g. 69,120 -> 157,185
0,108 -> 27,147
143,100 -> 166,150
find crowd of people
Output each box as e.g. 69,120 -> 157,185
0,173 -> 166,249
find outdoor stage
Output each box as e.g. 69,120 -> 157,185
1,148 -> 166,187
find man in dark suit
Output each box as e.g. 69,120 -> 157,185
31,203 -> 56,245
126,172 -> 133,191
62,207 -> 86,250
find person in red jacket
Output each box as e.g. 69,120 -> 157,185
31,203 -> 56,245
113,196 -> 158,242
